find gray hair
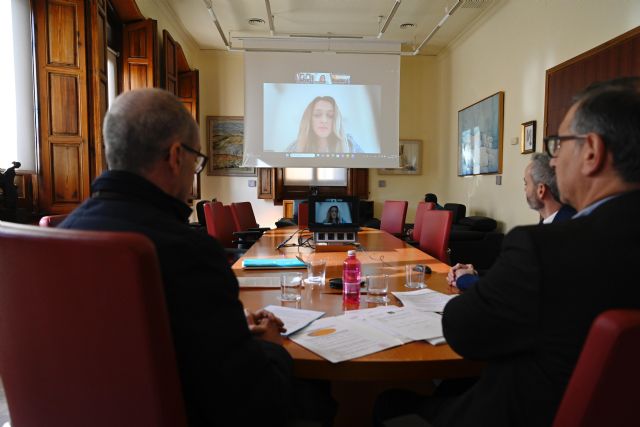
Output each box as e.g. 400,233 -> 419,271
103,88 -> 199,174
529,153 -> 560,202
571,77 -> 640,183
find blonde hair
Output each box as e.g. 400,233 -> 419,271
294,96 -> 348,152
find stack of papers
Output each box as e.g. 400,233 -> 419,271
289,306 -> 446,363
242,258 -> 306,269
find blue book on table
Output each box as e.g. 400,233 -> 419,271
242,258 -> 306,269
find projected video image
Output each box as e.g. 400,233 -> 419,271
263,83 -> 381,154
315,201 -> 353,225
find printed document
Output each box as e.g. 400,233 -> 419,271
289,316 -> 404,363
263,305 -> 324,336
344,306 -> 443,342
392,288 -> 456,312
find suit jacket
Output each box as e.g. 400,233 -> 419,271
552,204 -> 577,223
438,190 -> 640,427
61,171 -> 293,426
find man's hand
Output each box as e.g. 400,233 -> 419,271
245,309 -> 287,344
447,263 -> 477,287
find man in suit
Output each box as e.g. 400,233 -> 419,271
448,152 -> 576,290
376,78 -> 640,426
60,89 -> 333,426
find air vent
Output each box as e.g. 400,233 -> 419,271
400,23 -> 415,29
461,0 -> 490,8
248,18 -> 265,26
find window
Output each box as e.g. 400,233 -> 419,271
0,0 -> 36,172
284,168 -> 347,186
107,48 -> 118,106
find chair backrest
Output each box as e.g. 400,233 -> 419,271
412,202 -> 435,241
230,201 -> 259,231
552,309 -> 640,427
298,201 -> 309,229
418,210 -> 453,263
380,200 -> 408,236
204,201 -> 235,248
0,222 -> 187,427
443,203 -> 466,224
38,214 -> 69,227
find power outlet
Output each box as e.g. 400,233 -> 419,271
496,175 -> 502,185
378,180 -> 386,188
248,179 -> 257,188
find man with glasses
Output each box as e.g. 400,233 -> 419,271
59,89 -> 302,426
376,78 -> 640,426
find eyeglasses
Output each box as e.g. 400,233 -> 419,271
180,143 -> 208,174
543,135 -> 588,157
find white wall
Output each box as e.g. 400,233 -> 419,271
436,0 -> 640,231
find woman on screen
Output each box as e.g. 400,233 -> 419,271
324,205 -> 344,224
287,96 -> 363,153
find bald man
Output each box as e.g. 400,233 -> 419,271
61,89 -> 295,426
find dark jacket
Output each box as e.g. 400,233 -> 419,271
438,190 -> 640,426
60,170 -> 292,426
553,204 -> 577,223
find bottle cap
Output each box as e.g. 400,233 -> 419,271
347,250 -> 356,256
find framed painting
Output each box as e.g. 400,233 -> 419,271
378,139 -> 422,175
521,120 -> 536,154
457,92 -> 504,176
206,116 -> 256,176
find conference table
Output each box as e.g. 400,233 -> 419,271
231,227 -> 484,382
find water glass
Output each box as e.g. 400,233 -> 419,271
366,273 -> 389,304
306,258 -> 327,286
280,272 -> 303,301
405,264 -> 426,289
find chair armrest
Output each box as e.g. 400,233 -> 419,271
249,227 -> 270,233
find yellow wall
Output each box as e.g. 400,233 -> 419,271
436,0 -> 640,231
135,0 -> 639,230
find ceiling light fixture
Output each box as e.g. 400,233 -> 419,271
264,0 -> 275,35
377,0 -> 401,39
201,0 -> 229,48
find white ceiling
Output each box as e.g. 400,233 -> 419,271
163,0 -> 497,55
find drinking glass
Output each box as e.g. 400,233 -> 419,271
280,272 -> 303,301
405,264 -> 426,289
366,272 -> 389,304
306,258 -> 327,286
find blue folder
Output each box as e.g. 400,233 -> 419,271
242,258 -> 307,269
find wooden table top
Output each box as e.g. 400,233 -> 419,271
232,227 -> 484,381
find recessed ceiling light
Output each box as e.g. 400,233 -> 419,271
400,23 -> 415,29
248,18 -> 265,26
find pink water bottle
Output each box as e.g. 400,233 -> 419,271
342,250 -> 361,304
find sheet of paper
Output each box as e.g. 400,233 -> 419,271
344,306 -> 443,342
392,288 -> 456,312
262,305 -> 325,336
289,316 -> 404,363
237,276 -> 281,288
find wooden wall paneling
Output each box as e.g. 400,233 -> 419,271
348,169 -> 369,199
122,19 -> 157,91
162,30 -> 177,95
109,0 -> 144,23
34,0 -> 90,213
86,0 -> 109,181
544,26 -> 640,137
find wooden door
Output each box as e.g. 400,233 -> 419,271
34,0 -> 90,213
162,29 -> 177,95
122,19 -> 157,91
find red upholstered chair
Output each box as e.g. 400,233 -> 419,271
552,309 -> 640,427
0,222 -> 187,427
380,200 -> 408,237
38,214 -> 68,227
418,210 -> 453,264
411,202 -> 436,242
204,201 -> 235,247
298,201 -> 309,229
230,201 -> 270,233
